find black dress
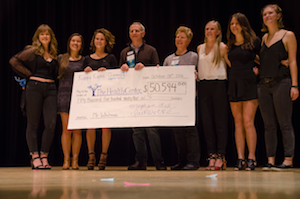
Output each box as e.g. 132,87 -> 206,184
84,54 -> 118,70
228,38 -> 261,102
57,57 -> 85,113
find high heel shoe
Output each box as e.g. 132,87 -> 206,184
62,158 -> 70,170
40,157 -> 51,169
31,157 -> 43,170
72,157 -> 79,170
87,152 -> 96,170
215,154 -> 227,170
98,153 -> 108,170
245,159 -> 256,171
205,153 -> 216,170
234,159 -> 245,171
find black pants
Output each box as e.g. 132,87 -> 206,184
132,127 -> 164,165
172,126 -> 200,167
25,80 -> 57,154
198,80 -> 228,156
257,78 -> 295,157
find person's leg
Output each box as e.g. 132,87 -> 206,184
146,128 -> 166,169
128,128 -> 147,170
242,99 -> 258,170
257,83 -> 277,166
172,127 -> 187,169
98,128 -> 111,170
212,81 -> 229,169
230,101 -> 246,170
60,112 -> 71,169
25,81 -> 43,168
71,129 -> 82,169
86,129 -> 96,170
185,126 -> 200,168
272,79 -> 295,167
40,83 -> 57,169
198,81 -> 216,169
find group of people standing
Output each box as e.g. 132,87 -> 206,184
10,4 -> 298,171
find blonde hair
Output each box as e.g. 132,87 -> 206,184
204,20 -> 222,65
175,26 -> 193,40
58,33 -> 84,79
90,28 -> 115,53
261,4 -> 284,32
30,24 -> 58,59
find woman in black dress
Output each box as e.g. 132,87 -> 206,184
224,13 -> 260,171
58,33 -> 85,170
84,28 -> 118,170
9,24 -> 58,169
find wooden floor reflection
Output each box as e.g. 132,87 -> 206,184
0,167 -> 299,199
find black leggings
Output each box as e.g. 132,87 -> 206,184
198,80 -> 229,156
25,80 -> 57,154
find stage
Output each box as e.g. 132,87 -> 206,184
0,167 -> 299,199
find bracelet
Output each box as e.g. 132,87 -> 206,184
292,85 -> 298,88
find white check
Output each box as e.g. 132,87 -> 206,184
68,65 -> 196,129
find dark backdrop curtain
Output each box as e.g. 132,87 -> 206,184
1,0 -> 299,167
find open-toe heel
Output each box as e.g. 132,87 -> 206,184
215,154 -> 227,170
234,159 -> 245,171
87,152 -> 96,170
246,159 -> 256,171
98,153 -> 108,170
206,153 -> 216,170
31,157 -> 43,170
40,157 -> 51,170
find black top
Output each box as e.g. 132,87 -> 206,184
9,47 -> 58,80
259,34 -> 289,79
83,54 -> 118,70
228,37 -> 261,75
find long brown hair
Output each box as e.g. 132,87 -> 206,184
58,33 -> 84,79
89,28 -> 115,53
204,20 -> 222,65
29,24 -> 58,59
261,4 -> 284,32
226,13 -> 256,51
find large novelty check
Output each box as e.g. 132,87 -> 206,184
68,66 -> 195,129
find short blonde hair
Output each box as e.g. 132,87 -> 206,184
175,26 -> 193,40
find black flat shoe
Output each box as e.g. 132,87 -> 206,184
245,159 -> 256,171
128,161 -> 147,170
262,163 -> 276,171
182,164 -> 199,170
234,159 -> 245,171
171,163 -> 185,170
272,164 -> 293,171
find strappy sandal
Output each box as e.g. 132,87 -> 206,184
215,154 -> 227,170
206,153 -> 216,170
31,157 -> 43,170
98,153 -> 108,170
62,158 -> 70,170
40,157 -> 51,169
72,157 -> 79,170
87,152 -> 96,170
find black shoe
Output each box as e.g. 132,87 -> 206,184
128,161 -> 147,170
155,162 -> 167,170
272,164 -> 293,171
245,159 -> 256,171
262,163 -> 276,171
234,159 -> 245,171
182,164 -> 199,170
171,163 -> 185,170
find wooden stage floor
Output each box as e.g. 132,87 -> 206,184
0,166 -> 299,199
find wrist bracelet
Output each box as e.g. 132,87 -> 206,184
292,86 -> 298,88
